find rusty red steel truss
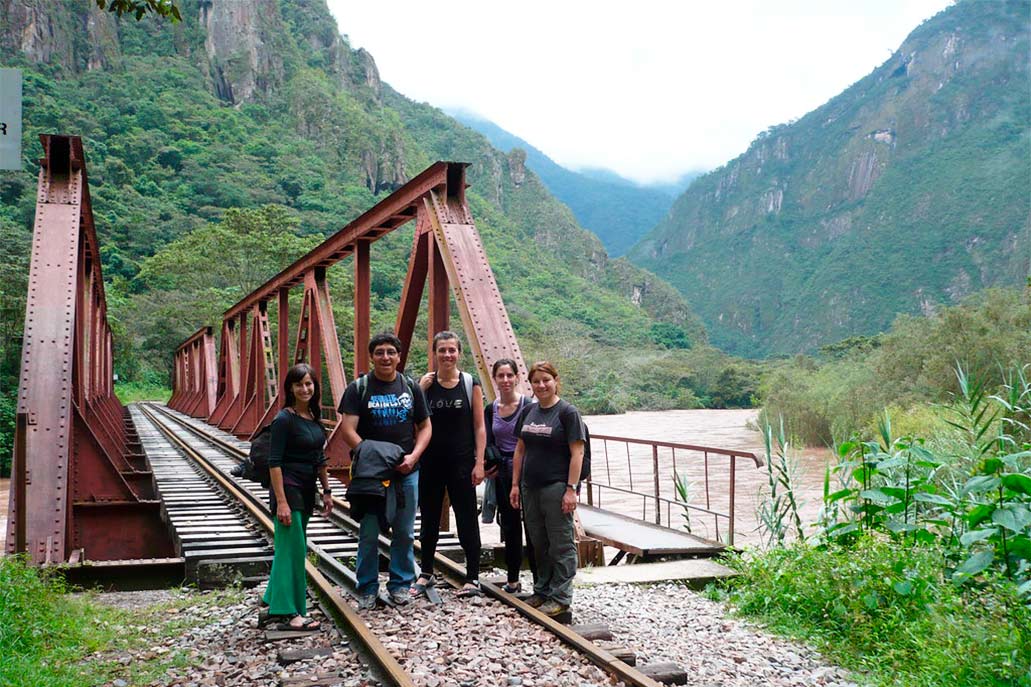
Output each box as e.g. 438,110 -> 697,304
168,161 -> 531,481
5,135 -> 174,564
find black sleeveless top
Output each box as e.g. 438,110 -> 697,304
424,374 -> 480,468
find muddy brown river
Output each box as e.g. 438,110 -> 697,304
581,408 -> 833,546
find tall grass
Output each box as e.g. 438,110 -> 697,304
0,556 -> 123,686
725,540 -> 1030,687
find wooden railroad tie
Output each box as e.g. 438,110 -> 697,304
595,640 -> 636,666
278,647 -> 335,666
279,673 -> 344,687
637,662 -> 688,685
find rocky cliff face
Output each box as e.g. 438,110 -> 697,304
1,0 -> 119,71
630,0 -> 1030,357
199,0 -> 284,103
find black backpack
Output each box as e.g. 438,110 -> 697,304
579,417 -> 592,483
231,424 -> 272,488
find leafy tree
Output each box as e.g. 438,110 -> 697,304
649,322 -> 692,349
121,205 -> 319,377
137,205 -> 313,295
759,287 -> 1031,445
95,0 -> 181,22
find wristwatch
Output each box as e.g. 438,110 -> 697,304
323,488 -> 332,496
566,483 -> 576,491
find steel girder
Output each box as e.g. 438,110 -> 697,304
169,161 -> 531,481
6,135 -> 173,563
168,327 -> 218,418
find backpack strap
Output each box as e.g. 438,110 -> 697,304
461,371 -> 474,406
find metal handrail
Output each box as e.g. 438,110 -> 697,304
585,433 -> 761,546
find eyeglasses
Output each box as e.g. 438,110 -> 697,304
372,348 -> 399,358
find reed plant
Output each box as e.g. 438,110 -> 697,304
672,470 -> 693,534
755,418 -> 807,548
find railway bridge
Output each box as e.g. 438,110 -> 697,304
6,131 -> 759,589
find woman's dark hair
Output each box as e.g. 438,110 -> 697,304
283,363 -> 321,420
491,358 -> 518,378
432,330 -> 462,352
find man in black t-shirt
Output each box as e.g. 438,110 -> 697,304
338,332 -> 431,609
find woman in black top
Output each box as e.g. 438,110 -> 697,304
415,331 -> 486,597
264,363 -> 333,630
510,361 -> 585,618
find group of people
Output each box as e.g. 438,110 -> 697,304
260,330 -> 588,630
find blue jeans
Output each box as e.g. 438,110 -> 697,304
356,470 -> 419,596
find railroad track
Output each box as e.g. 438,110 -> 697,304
137,402 -> 664,687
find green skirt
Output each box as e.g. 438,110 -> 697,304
262,510 -> 310,617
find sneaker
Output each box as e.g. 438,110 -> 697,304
389,589 -> 410,606
538,600 -> 569,617
357,594 -> 377,610
523,593 -> 547,608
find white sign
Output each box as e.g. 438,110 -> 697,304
0,68 -> 22,170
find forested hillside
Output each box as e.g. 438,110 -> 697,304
451,111 -> 700,257
630,0 -> 1031,357
0,0 -> 750,456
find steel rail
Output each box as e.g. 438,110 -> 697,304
145,404 -> 664,687
136,404 -> 414,687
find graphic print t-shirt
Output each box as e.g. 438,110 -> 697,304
338,373 -> 430,456
515,399 -> 586,488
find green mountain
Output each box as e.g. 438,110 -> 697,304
629,0 -> 1031,358
450,110 -> 701,257
0,0 -> 718,414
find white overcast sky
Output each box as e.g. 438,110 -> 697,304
326,0 -> 953,184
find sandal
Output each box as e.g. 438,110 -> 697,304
258,610 -> 292,628
455,582 -> 482,598
501,581 -> 522,594
275,616 -> 321,631
411,574 -> 436,596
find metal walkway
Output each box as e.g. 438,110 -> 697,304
578,504 -> 725,564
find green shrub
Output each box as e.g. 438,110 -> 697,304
726,539 -> 1031,687
114,381 -> 172,404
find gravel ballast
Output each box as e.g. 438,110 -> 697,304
573,582 -> 858,687
85,577 -> 856,686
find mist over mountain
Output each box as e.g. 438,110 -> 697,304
450,110 -> 702,256
629,0 -> 1031,358
575,167 -> 701,198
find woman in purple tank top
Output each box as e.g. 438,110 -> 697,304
485,358 -> 535,593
